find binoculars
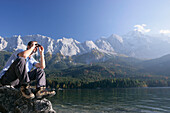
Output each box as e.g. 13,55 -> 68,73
35,44 -> 41,47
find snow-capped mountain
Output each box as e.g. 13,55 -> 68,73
122,31 -> 170,59
1,31 -> 170,59
0,34 -> 109,57
95,34 -> 124,54
0,36 -> 7,50
53,37 -> 81,56
95,31 -> 170,59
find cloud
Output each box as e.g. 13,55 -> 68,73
159,30 -> 170,34
134,24 -> 151,33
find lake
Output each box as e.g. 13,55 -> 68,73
49,87 -> 170,113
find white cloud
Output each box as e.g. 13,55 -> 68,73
159,30 -> 170,34
134,24 -> 151,33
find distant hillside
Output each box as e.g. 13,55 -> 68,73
139,54 -> 170,76
47,65 -> 115,82
1,51 -> 170,82
73,49 -> 107,64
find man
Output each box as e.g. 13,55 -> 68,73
0,41 -> 55,99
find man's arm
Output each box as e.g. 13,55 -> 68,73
18,43 -> 36,58
35,46 -> 46,69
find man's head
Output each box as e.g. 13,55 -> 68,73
27,41 -> 38,54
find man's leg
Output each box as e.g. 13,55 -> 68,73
1,57 -> 30,86
28,68 -> 46,88
28,68 -> 55,98
1,57 -> 34,99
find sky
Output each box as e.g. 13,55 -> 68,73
0,0 -> 170,42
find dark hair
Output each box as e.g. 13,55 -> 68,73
27,41 -> 37,46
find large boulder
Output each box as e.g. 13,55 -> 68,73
0,86 -> 56,113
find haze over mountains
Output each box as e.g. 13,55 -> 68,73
1,30 -> 170,59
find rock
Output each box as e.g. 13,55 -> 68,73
0,86 -> 56,113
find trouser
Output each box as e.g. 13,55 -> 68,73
1,57 -> 46,88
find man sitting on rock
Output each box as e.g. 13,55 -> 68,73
0,41 -> 55,99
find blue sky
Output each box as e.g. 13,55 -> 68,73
0,0 -> 170,42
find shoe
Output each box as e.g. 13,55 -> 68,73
20,85 -> 35,99
36,87 -> 56,99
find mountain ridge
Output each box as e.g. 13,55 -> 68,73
1,31 -> 170,59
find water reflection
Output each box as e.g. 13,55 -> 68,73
49,87 -> 170,113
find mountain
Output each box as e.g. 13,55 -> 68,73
1,31 -> 170,60
0,34 -> 118,63
122,31 -> 170,59
73,49 -> 107,64
95,31 -> 170,59
139,54 -> 170,76
1,35 -> 110,56
1,49 -> 170,86
52,65 -> 115,81
0,36 -> 8,50
95,34 -> 123,54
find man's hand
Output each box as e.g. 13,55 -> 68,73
35,45 -> 46,69
39,46 -> 44,56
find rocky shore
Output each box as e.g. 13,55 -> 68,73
0,86 -> 56,113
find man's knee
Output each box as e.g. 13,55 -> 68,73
36,68 -> 45,74
15,57 -> 26,64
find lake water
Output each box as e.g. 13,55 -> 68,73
49,87 -> 170,113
